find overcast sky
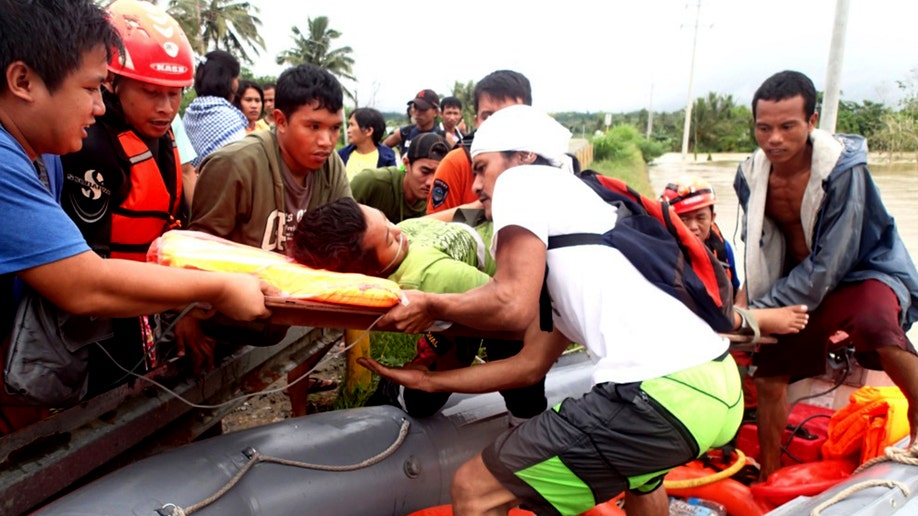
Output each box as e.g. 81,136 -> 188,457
245,0 -> 918,115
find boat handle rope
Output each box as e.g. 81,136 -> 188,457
809,441 -> 918,516
95,311 -> 386,410
157,416 -> 411,516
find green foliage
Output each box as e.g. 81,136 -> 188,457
593,124 -> 638,161
588,138 -> 653,197
592,124 -> 663,170
835,69 -> 918,152
636,138 -> 666,163
239,67 -> 278,86
690,93 -> 755,153
836,99 -> 891,139
167,0 -> 265,64
275,16 -> 356,103
179,89 -> 196,115
450,80 -> 476,131
332,331 -> 418,409
370,332 -> 419,366
872,111 -> 918,153
553,112 -> 606,138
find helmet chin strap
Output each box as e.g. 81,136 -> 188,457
377,233 -> 405,276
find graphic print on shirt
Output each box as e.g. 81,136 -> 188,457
261,208 -> 308,252
65,169 -> 112,224
430,178 -> 449,208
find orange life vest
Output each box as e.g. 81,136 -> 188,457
110,130 -> 183,261
822,385 -> 910,463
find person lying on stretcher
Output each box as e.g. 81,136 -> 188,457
290,198 -> 547,423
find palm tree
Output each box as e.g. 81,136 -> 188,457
167,0 -> 265,64
276,16 -> 356,102
451,79 -> 476,130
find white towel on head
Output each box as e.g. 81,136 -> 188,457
471,105 -> 572,167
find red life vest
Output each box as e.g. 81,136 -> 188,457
110,130 -> 183,261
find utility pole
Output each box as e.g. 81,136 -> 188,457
681,0 -> 701,161
646,82 -> 655,138
820,0 -> 850,134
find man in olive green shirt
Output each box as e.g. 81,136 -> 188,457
350,133 -> 449,223
190,64 -> 352,253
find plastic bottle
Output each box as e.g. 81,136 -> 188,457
668,496 -> 727,516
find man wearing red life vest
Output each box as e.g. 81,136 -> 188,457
60,0 -> 205,381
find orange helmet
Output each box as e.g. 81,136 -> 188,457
106,0 -> 194,88
660,175 -> 716,215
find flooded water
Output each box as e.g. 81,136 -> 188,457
648,152 -> 918,342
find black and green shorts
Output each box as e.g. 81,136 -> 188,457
480,353 -> 743,516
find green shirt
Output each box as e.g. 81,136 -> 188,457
388,218 -> 490,294
350,166 -> 426,223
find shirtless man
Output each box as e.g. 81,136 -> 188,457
735,70 -> 918,479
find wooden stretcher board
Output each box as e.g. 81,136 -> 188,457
265,297 -> 521,340
265,297 -> 776,347
266,297 -> 389,329
723,332 -> 777,352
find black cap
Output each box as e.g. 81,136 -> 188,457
407,89 -> 440,111
406,133 -> 450,162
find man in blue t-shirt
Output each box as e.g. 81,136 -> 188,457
0,0 -> 269,434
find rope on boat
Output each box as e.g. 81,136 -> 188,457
662,448 -> 747,490
156,417 -> 411,516
809,479 -> 910,516
854,441 -> 918,474
808,442 -> 918,516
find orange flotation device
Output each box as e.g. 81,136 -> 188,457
749,459 -> 856,507
664,450 -> 768,516
147,230 -> 402,308
821,385 -> 910,464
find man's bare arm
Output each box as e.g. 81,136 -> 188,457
380,225 -> 546,334
18,251 -> 270,321
382,131 -> 401,149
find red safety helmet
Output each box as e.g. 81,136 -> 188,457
660,175 -> 717,215
106,0 -> 194,88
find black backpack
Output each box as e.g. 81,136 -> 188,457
540,170 -> 735,333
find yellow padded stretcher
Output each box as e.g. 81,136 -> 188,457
148,230 -> 403,309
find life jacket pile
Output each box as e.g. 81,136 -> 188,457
821,385 -> 910,463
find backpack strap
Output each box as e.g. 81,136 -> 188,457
539,232 -> 607,331
547,233 -> 605,249
539,265 -> 553,332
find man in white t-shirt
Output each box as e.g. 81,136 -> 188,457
365,105 -> 743,516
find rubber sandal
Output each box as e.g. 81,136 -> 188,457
305,377 -> 338,393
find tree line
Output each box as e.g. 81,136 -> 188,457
551,80 -> 918,159
151,2 -> 917,158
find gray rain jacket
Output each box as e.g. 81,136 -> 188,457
735,130 -> 918,329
